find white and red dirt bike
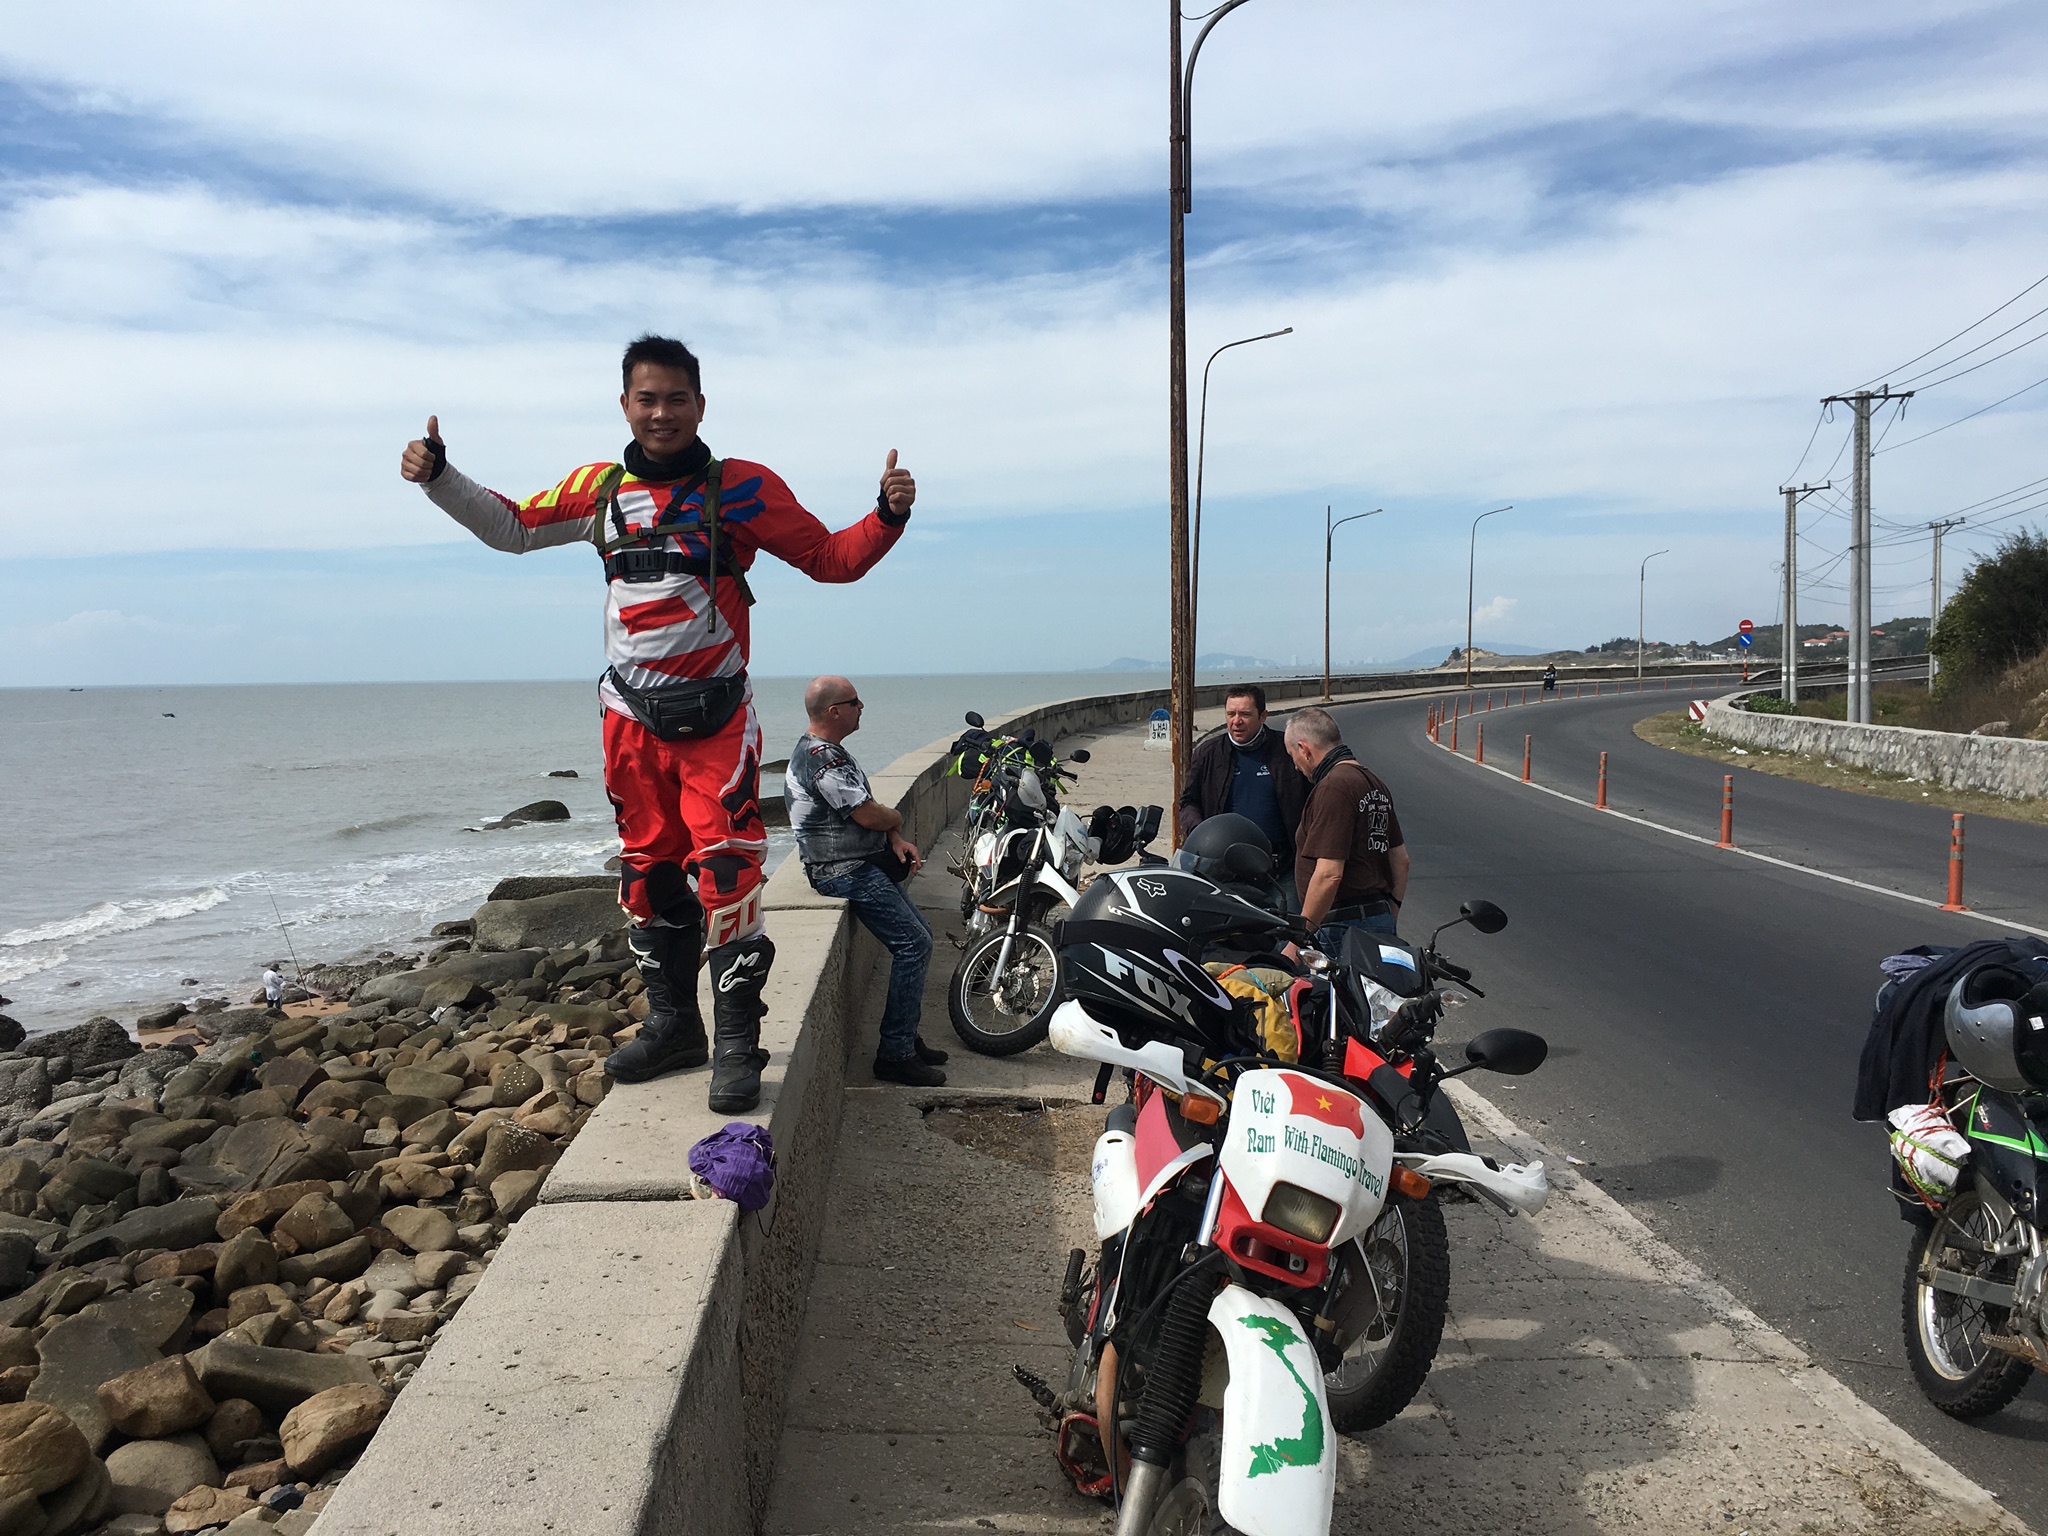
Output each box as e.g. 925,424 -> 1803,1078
1021,867 -> 1549,1535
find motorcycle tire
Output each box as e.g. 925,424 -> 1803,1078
1322,1194 -> 1450,1433
948,925 -> 1063,1056
1902,1190 -> 2033,1419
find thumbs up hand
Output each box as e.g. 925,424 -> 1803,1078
878,448 -> 915,518
400,415 -> 447,483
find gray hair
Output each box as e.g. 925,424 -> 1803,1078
1284,707 -> 1342,752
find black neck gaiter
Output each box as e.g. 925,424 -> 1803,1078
623,437 -> 711,483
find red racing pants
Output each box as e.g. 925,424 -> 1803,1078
602,701 -> 767,946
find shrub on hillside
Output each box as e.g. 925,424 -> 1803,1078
1931,531 -> 2048,682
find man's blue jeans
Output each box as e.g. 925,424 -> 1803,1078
808,861 -> 933,1060
1316,908 -> 1399,961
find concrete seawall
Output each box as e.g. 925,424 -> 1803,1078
1706,694 -> 2048,800
311,662 -> 1735,1536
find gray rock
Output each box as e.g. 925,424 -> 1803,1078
118,1049 -> 196,1102
357,1251 -> 422,1300
94,1514 -> 166,1536
472,889 -> 626,954
214,1229 -> 278,1295
275,1235 -> 371,1287
484,799 -> 570,827
188,1339 -> 376,1415
28,1317 -> 160,1450
472,1121 -> 553,1189
484,874 -> 615,902
0,1018 -> 21,1053
92,1200 -> 224,1259
38,1159 -> 137,1224
40,1445 -> 112,1532
0,1058 -> 51,1122
18,1019 -> 137,1075
105,1432 -> 218,1516
135,1003 -> 190,1034
77,1282 -> 195,1353
215,1122 -> 347,1191
1972,719 -> 2012,736
0,1232 -> 33,1293
380,1068 -> 462,1103
379,1206 -> 454,1255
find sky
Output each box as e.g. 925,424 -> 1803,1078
2,1 -> 2045,684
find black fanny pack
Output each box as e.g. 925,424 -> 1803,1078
606,667 -> 747,742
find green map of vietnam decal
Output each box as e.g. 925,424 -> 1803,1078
1239,1314 -> 1326,1476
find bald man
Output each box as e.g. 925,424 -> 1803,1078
785,677 -> 946,1086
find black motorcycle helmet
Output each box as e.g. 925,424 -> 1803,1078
1178,813 -> 1274,884
1061,868 -> 1285,1050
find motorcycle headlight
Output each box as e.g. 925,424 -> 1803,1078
1261,1182 -> 1340,1244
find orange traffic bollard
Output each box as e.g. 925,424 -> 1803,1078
1596,751 -> 1608,808
1716,775 -> 1735,848
1942,813 -> 1969,912
1521,734 -> 1532,783
1450,713 -> 1459,753
1476,721 -> 1485,764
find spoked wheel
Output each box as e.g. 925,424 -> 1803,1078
1903,1189 -> 2034,1418
948,925 -> 1061,1055
1321,1195 -> 1450,1432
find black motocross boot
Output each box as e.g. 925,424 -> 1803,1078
604,923 -> 710,1084
706,933 -> 775,1114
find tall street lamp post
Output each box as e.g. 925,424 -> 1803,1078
1464,505 -> 1513,690
1191,326 -> 1292,664
1168,0 -> 1258,836
1324,507 -> 1382,701
1637,549 -> 1669,679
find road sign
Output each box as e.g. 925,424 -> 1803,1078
1738,632 -> 1753,648
1738,619 -> 1754,635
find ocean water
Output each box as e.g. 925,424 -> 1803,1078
0,671 -> 1190,1034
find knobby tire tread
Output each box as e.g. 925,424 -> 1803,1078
1326,1194 -> 1451,1434
947,927 -> 1060,1056
1900,1215 -> 2033,1419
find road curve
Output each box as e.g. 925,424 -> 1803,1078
1332,686 -> 2048,1529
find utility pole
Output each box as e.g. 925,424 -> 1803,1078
1166,0 -> 1255,838
1638,549 -> 1669,680
1324,506 -> 1382,701
1928,517 -> 1963,693
1819,387 -> 1911,724
1464,504 -> 1513,690
1778,481 -> 1829,703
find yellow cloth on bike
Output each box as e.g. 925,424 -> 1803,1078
1205,963 -> 1301,1064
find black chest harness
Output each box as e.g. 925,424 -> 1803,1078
592,458 -> 755,632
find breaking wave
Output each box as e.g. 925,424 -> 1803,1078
0,889 -> 229,950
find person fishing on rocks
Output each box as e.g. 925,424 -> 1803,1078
400,334 -> 916,1113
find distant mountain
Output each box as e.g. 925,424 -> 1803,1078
1369,641 -> 1553,670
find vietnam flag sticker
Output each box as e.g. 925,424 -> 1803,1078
1277,1072 -> 1364,1138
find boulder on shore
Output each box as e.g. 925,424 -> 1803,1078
472,889 -> 626,953
476,799 -> 570,830
485,874 -> 616,903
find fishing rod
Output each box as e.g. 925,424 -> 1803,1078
261,875 -> 304,983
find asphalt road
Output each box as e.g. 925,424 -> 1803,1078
1334,686 -> 2048,1528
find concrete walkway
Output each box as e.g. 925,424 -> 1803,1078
764,718 -> 2024,1536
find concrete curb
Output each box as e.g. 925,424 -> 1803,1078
1706,693 -> 2048,800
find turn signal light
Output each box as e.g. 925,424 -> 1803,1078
1392,1166 -> 1432,1200
1261,1182 -> 1340,1243
1179,1094 -> 1221,1125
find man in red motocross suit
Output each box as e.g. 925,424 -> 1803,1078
399,334 -> 915,1112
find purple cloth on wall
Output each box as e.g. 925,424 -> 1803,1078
689,1123 -> 776,1211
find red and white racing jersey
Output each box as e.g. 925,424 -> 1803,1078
425,454 -> 902,718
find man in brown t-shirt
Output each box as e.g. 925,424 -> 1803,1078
1283,706 -> 1410,949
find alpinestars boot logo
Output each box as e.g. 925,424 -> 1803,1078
717,952 -> 766,993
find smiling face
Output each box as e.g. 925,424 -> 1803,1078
620,362 -> 705,459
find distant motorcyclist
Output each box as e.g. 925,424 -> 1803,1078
1542,664 -> 1558,695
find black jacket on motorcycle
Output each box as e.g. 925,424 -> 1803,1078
1854,935 -> 2048,1125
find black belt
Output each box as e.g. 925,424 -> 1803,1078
1326,898 -> 1396,924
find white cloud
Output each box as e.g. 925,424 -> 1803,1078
1472,596 -> 1518,628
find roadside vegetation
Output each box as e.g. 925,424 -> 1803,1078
1633,710 -> 2048,828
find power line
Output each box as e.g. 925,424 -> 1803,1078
1851,268 -> 2048,391
1910,326 -> 2048,393
1877,371 -> 2048,454
1887,297 -> 2048,388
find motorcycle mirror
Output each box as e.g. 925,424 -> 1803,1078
1068,748 -> 1091,764
1464,1027 -> 1547,1076
964,711 -> 985,729
1459,899 -> 1508,935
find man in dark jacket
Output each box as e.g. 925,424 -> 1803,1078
1176,685 -> 1310,896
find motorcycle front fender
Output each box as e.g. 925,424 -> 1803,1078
1209,1284 -> 1336,1536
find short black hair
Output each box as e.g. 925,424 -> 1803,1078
1225,683 -> 1268,712
621,334 -> 702,393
